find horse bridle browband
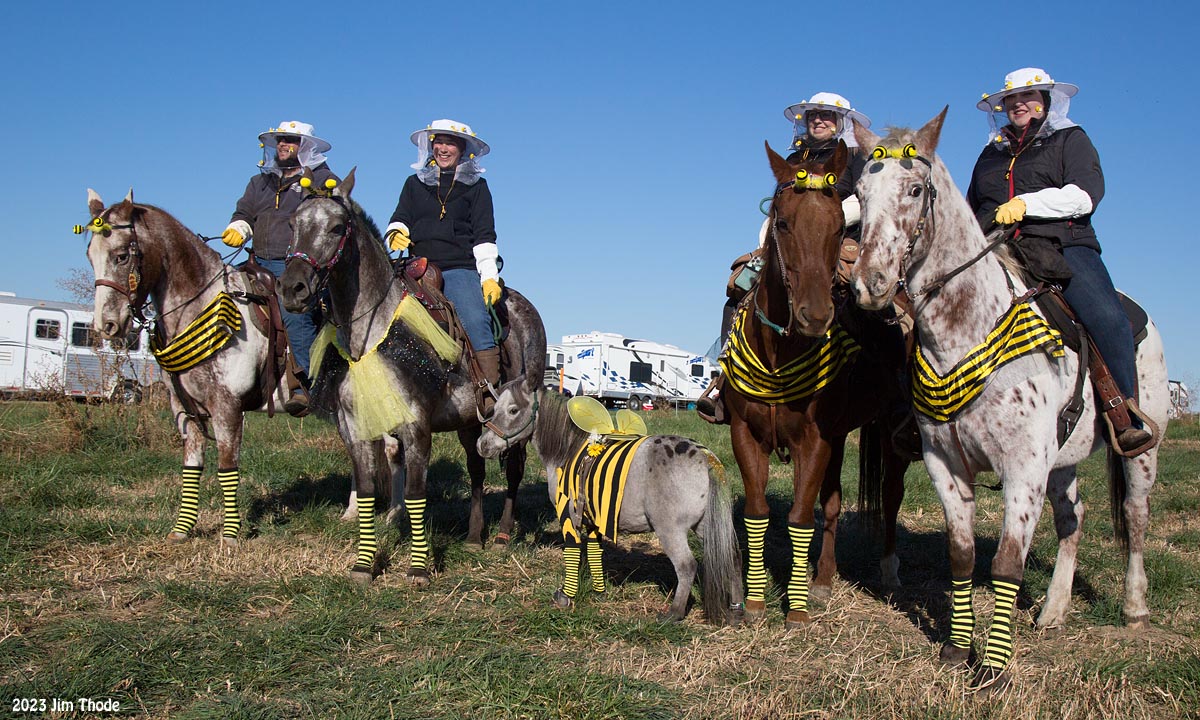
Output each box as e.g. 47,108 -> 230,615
285,193 -> 354,271
77,211 -> 153,326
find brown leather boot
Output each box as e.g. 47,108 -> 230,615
475,347 -> 502,417
696,374 -> 727,424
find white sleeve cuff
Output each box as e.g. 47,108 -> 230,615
473,242 -> 500,282
841,195 -> 861,227
758,216 -> 770,248
1019,184 -> 1093,219
385,221 -> 409,236
226,220 -> 252,239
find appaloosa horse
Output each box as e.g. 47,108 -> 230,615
84,190 -> 298,547
851,109 -> 1169,692
477,383 -> 744,625
723,142 -> 911,627
280,170 -> 546,584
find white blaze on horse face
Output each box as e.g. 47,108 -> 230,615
852,155 -> 925,310
86,223 -> 133,339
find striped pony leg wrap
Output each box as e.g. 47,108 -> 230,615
356,496 -> 378,570
744,515 -> 770,603
787,524 -> 815,614
405,498 -> 429,570
586,535 -> 606,593
561,541 -> 582,599
171,465 -> 203,537
949,576 -> 976,649
983,577 -> 1021,669
218,468 -> 240,539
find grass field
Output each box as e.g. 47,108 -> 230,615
1,399 -> 1197,719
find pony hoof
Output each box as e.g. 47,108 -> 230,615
968,666 -> 1011,695
784,610 -> 811,629
938,644 -> 973,668
166,531 -> 189,544
349,566 -> 374,585
552,588 -> 574,609
219,536 -> 239,550
810,584 -> 832,604
489,533 -> 512,551
743,599 -> 767,623
1124,614 -> 1151,631
407,567 -> 431,588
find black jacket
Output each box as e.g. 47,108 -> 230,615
967,126 -> 1103,252
231,163 -> 339,260
786,138 -> 866,201
388,172 -> 496,272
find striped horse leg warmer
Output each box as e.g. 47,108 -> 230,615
586,535 -> 606,593
983,577 -> 1021,669
218,468 -> 240,539
787,524 -> 815,614
562,542 -> 582,599
405,497 -> 429,570
950,576 -> 976,649
171,465 -> 203,536
744,515 -> 770,603
356,496 -> 378,570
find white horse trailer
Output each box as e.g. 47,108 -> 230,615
558,331 -> 718,408
0,293 -> 161,402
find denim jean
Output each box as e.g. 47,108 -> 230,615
257,258 -> 318,375
1060,246 -> 1137,401
442,268 -> 495,351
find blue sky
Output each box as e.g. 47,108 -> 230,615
5,0 -> 1197,388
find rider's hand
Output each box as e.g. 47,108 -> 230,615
385,222 -> 411,252
995,197 -> 1027,225
482,279 -> 502,305
221,221 -> 250,248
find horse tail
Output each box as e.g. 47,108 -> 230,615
700,450 -> 743,625
857,421 -> 885,538
1107,447 -> 1130,549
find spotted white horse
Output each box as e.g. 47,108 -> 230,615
850,109 -> 1169,693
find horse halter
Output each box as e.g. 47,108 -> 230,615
866,144 -> 939,295
285,193 -> 354,272
482,390 -> 540,451
75,211 -> 151,325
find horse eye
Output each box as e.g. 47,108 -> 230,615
114,252 -> 129,265
774,218 -> 789,233
909,185 -> 923,198
331,224 -> 345,236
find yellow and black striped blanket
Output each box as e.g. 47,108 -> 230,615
556,435 -> 650,543
719,309 -> 860,403
151,292 -> 242,373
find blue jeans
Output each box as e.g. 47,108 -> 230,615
1060,246 -> 1138,402
258,258 -> 318,375
442,268 -> 495,351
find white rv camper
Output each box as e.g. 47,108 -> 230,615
0,293 -> 161,402
544,343 -> 567,392
559,331 -> 718,408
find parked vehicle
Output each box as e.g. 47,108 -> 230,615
0,293 -> 161,402
557,331 -> 718,408
1168,380 -> 1190,419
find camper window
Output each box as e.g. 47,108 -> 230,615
629,361 -> 652,384
71,322 -> 97,348
691,364 -> 704,377
35,319 -> 60,340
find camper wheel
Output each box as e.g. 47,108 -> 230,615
628,395 -> 642,411
111,379 -> 142,405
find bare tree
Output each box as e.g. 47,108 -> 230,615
56,267 -> 94,305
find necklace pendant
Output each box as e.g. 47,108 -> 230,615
439,208 -> 446,220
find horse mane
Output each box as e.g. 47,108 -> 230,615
534,389 -> 588,468
348,199 -> 382,244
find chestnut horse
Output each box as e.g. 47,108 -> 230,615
723,142 -> 911,627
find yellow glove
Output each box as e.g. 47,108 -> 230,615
482,279 -> 502,305
386,227 -> 411,252
995,197 -> 1027,225
221,227 -> 247,248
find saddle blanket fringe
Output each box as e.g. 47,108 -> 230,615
719,309 -> 860,403
151,292 -> 242,373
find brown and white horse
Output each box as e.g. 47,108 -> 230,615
851,109 -> 1169,692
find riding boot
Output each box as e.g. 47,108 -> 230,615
283,355 -> 311,418
698,300 -> 736,425
474,347 -> 502,417
1088,339 -> 1154,456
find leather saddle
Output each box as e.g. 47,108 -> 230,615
234,253 -> 304,417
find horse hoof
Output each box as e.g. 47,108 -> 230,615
166,531 -> 189,544
744,599 -> 767,623
219,536 -> 239,550
1124,614 -> 1150,631
349,566 -> 374,585
407,567 -> 431,588
657,610 -> 685,624
552,588 -> 574,609
968,666 -> 1011,695
489,532 -> 512,551
810,584 -> 832,604
938,643 -> 973,668
784,610 -> 811,629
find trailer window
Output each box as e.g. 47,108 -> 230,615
71,322 -> 98,348
555,353 -> 564,368
34,319 -> 60,340
691,364 -> 704,377
629,361 -> 652,384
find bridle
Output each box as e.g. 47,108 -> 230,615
284,192 -> 354,309
754,168 -> 840,337
482,389 -> 540,451
76,211 -> 152,326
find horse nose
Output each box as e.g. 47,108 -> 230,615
283,279 -> 311,311
100,320 -> 119,339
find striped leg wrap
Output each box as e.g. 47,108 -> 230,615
586,535 -> 606,593
356,496 -> 378,570
949,576 -> 975,649
562,542 -> 582,599
171,465 -> 203,537
405,498 -> 429,570
744,515 -> 770,603
218,468 -> 240,539
983,577 -> 1021,669
787,524 -> 814,614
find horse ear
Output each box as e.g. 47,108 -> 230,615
87,188 -> 104,217
829,139 -> 849,176
853,119 -> 880,154
124,188 -> 134,204
766,140 -> 792,184
338,167 -> 356,198
914,106 -> 949,157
